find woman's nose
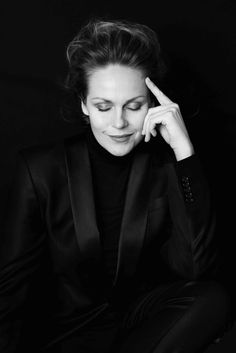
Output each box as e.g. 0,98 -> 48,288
112,109 -> 128,129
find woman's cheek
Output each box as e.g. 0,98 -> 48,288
89,111 -> 107,128
137,111 -> 147,130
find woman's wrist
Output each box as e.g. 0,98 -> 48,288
173,141 -> 195,161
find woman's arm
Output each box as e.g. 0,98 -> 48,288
143,77 -> 219,280
160,152 -> 219,280
0,152 -> 46,353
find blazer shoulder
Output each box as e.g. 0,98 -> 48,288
18,131 -> 86,168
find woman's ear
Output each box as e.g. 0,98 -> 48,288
81,100 -> 89,116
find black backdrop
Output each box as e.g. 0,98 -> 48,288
0,0 -> 236,349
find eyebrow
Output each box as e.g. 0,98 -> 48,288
91,95 -> 147,104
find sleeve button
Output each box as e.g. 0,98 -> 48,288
185,196 -> 194,202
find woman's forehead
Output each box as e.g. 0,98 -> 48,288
87,64 -> 148,100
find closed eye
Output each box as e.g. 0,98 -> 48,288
126,104 -> 142,111
98,107 -> 111,112
95,104 -> 112,112
95,103 -> 143,112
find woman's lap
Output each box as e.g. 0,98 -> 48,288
52,280 -> 232,353
115,280 -> 232,353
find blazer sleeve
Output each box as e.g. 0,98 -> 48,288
0,151 -> 46,353
160,152 -> 219,280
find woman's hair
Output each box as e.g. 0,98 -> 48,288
62,17 -> 168,123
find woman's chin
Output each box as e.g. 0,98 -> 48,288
108,141 -> 141,156
106,140 -> 135,156
108,146 -> 133,156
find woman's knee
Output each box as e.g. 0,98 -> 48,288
200,280 -> 230,308
188,280 -> 232,328
152,281 -> 233,353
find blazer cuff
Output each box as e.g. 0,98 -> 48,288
174,153 -> 208,204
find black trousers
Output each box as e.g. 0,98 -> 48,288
49,280 -> 232,353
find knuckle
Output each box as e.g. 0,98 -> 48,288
170,107 -> 177,114
172,103 -> 179,110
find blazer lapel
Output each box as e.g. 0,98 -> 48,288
64,132 -> 153,286
113,144 -> 152,286
64,133 -> 101,264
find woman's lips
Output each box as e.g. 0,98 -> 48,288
109,134 -> 133,142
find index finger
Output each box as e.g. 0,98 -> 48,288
145,77 -> 173,105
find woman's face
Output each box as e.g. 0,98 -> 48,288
81,64 -> 151,156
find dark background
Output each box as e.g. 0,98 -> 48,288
0,0 -> 236,351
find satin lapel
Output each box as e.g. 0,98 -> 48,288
64,134 -> 101,263
113,146 -> 152,286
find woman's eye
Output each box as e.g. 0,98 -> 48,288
96,104 -> 111,112
126,104 -> 142,111
95,103 -> 142,112
98,108 -> 110,112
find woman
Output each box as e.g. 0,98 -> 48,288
0,18 -> 232,353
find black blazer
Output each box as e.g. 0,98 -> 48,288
0,129 -> 218,351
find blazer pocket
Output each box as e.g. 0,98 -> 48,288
148,195 -> 168,212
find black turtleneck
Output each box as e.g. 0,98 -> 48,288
86,127 -> 137,281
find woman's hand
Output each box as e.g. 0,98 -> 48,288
142,77 -> 194,161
